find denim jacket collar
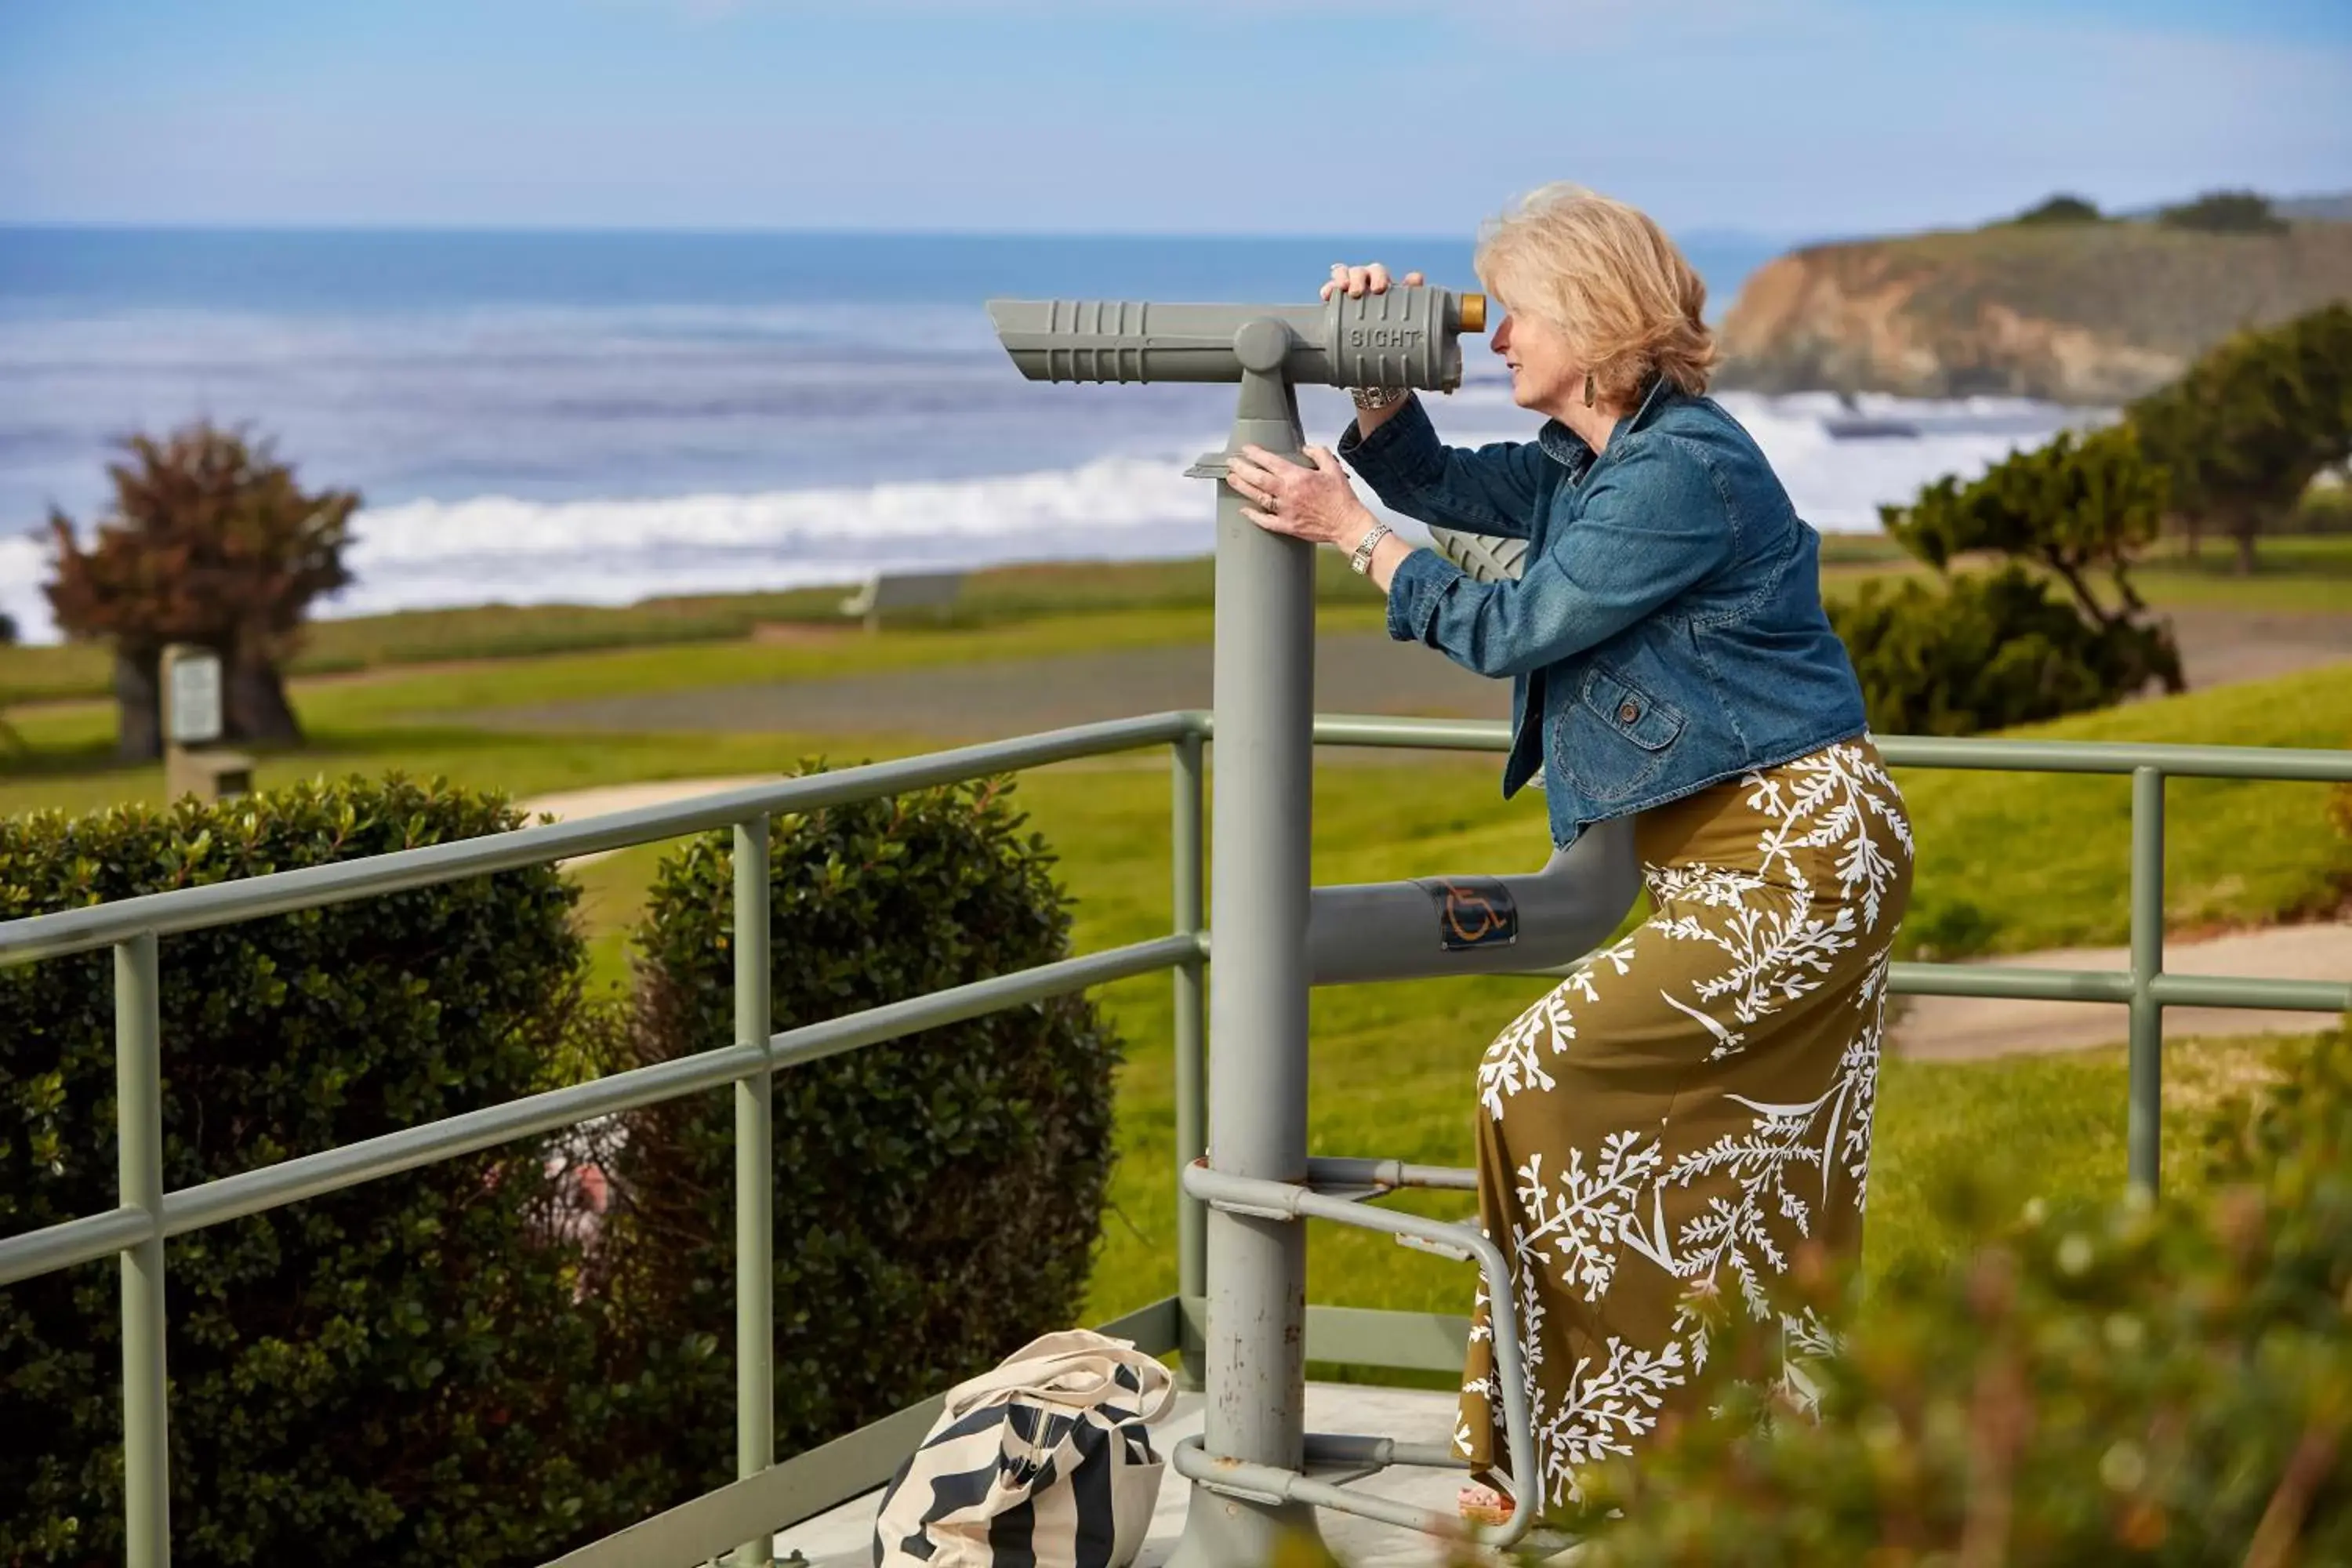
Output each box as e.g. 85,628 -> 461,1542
1533,374 -> 1678,484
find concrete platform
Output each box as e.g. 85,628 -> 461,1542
771,1381 -> 1501,1568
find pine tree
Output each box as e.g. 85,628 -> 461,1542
2130,304 -> 2352,574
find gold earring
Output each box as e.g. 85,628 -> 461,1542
1582,372 -> 1596,408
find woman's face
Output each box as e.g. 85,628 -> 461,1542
1490,305 -> 1583,417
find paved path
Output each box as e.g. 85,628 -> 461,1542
520,776 -> 780,866
481,632 -> 1508,741
468,612 -> 2349,744
2158,607 -> 2352,691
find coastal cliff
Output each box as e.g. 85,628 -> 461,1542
1715,220 -> 2352,405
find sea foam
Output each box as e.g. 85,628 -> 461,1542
0,394 -> 2093,644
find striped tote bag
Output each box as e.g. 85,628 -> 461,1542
871,1330 -> 1175,1567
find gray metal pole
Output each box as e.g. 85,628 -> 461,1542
732,816 -> 776,1568
1171,734 -> 1208,1392
117,933 -> 171,1568
1169,336 -> 1324,1565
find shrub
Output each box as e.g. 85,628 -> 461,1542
2158,189 -> 2289,235
593,771 -> 1123,1498
1578,1021 -> 2352,1563
1855,425 -> 2183,735
1831,564 -> 2179,736
1882,426 -> 2169,615
2010,193 -> 2103,227
2288,475 -> 2352,535
0,777 -> 651,1566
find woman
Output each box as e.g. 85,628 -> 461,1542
1223,184 -> 1915,1525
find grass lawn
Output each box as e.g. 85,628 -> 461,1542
4,597 -> 2345,1357
2130,532 -> 2352,614
1895,661 -> 2352,954
535,689 -> 2346,1330
560,757 -> 2330,1332
6,532 -> 2343,708
0,557 -> 1392,706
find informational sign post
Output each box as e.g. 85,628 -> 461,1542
159,644 -> 251,803
164,648 -> 224,747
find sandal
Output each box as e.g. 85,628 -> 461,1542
1457,1481 -> 1515,1527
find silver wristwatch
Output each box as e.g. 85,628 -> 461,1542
1349,522 -> 1393,575
1349,385 -> 1408,412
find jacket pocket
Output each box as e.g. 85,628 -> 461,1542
1554,664 -> 1686,803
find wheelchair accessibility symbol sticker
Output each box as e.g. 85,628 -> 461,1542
1415,876 -> 1520,953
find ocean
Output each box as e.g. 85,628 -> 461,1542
0,228 -> 2089,643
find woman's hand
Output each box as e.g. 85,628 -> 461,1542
1227,444 -> 1377,550
1322,262 -> 1425,300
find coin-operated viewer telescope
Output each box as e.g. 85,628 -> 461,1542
987,290 -> 1639,1562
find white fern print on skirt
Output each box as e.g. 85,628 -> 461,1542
1455,738 -> 1913,1515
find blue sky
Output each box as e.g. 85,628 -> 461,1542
2,0 -> 2347,238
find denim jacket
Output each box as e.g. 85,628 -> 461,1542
1340,379 -> 1867,848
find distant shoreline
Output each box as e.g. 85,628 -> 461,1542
0,228 -> 2085,645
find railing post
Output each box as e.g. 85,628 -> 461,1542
2129,768 -> 2165,1194
117,933 -> 170,1568
1171,731 -> 1207,1390
731,816 -> 775,1568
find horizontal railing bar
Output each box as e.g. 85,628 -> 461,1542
1301,1432 -> 1471,1472
1888,963 -> 2136,1004
1172,1438 -> 1477,1545
2149,973 -> 2352,1013
0,712 -> 1199,968
1875,735 -> 2352,782
1504,961 -> 2352,1016
0,1204 -> 154,1288
755,931 -> 1204,1076
1304,1156 -> 1478,1192
543,1399 -> 946,1568
1305,714 -> 1512,753
1888,964 -> 2350,1012
1300,714 -> 2352,782
4,714 -> 2338,975
0,934 -> 1201,1289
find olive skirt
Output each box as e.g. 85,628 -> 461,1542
1454,735 -> 1915,1515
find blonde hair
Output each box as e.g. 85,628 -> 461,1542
1474,183 -> 1719,408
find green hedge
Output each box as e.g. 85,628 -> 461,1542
1831,564 -> 2179,736
0,777 -> 652,1566
0,769 -> 1125,1558
591,771 -> 1126,1503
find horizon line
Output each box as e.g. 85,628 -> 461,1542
0,216 -> 1820,245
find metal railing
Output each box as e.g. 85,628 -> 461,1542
1,710 -> 2345,1567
